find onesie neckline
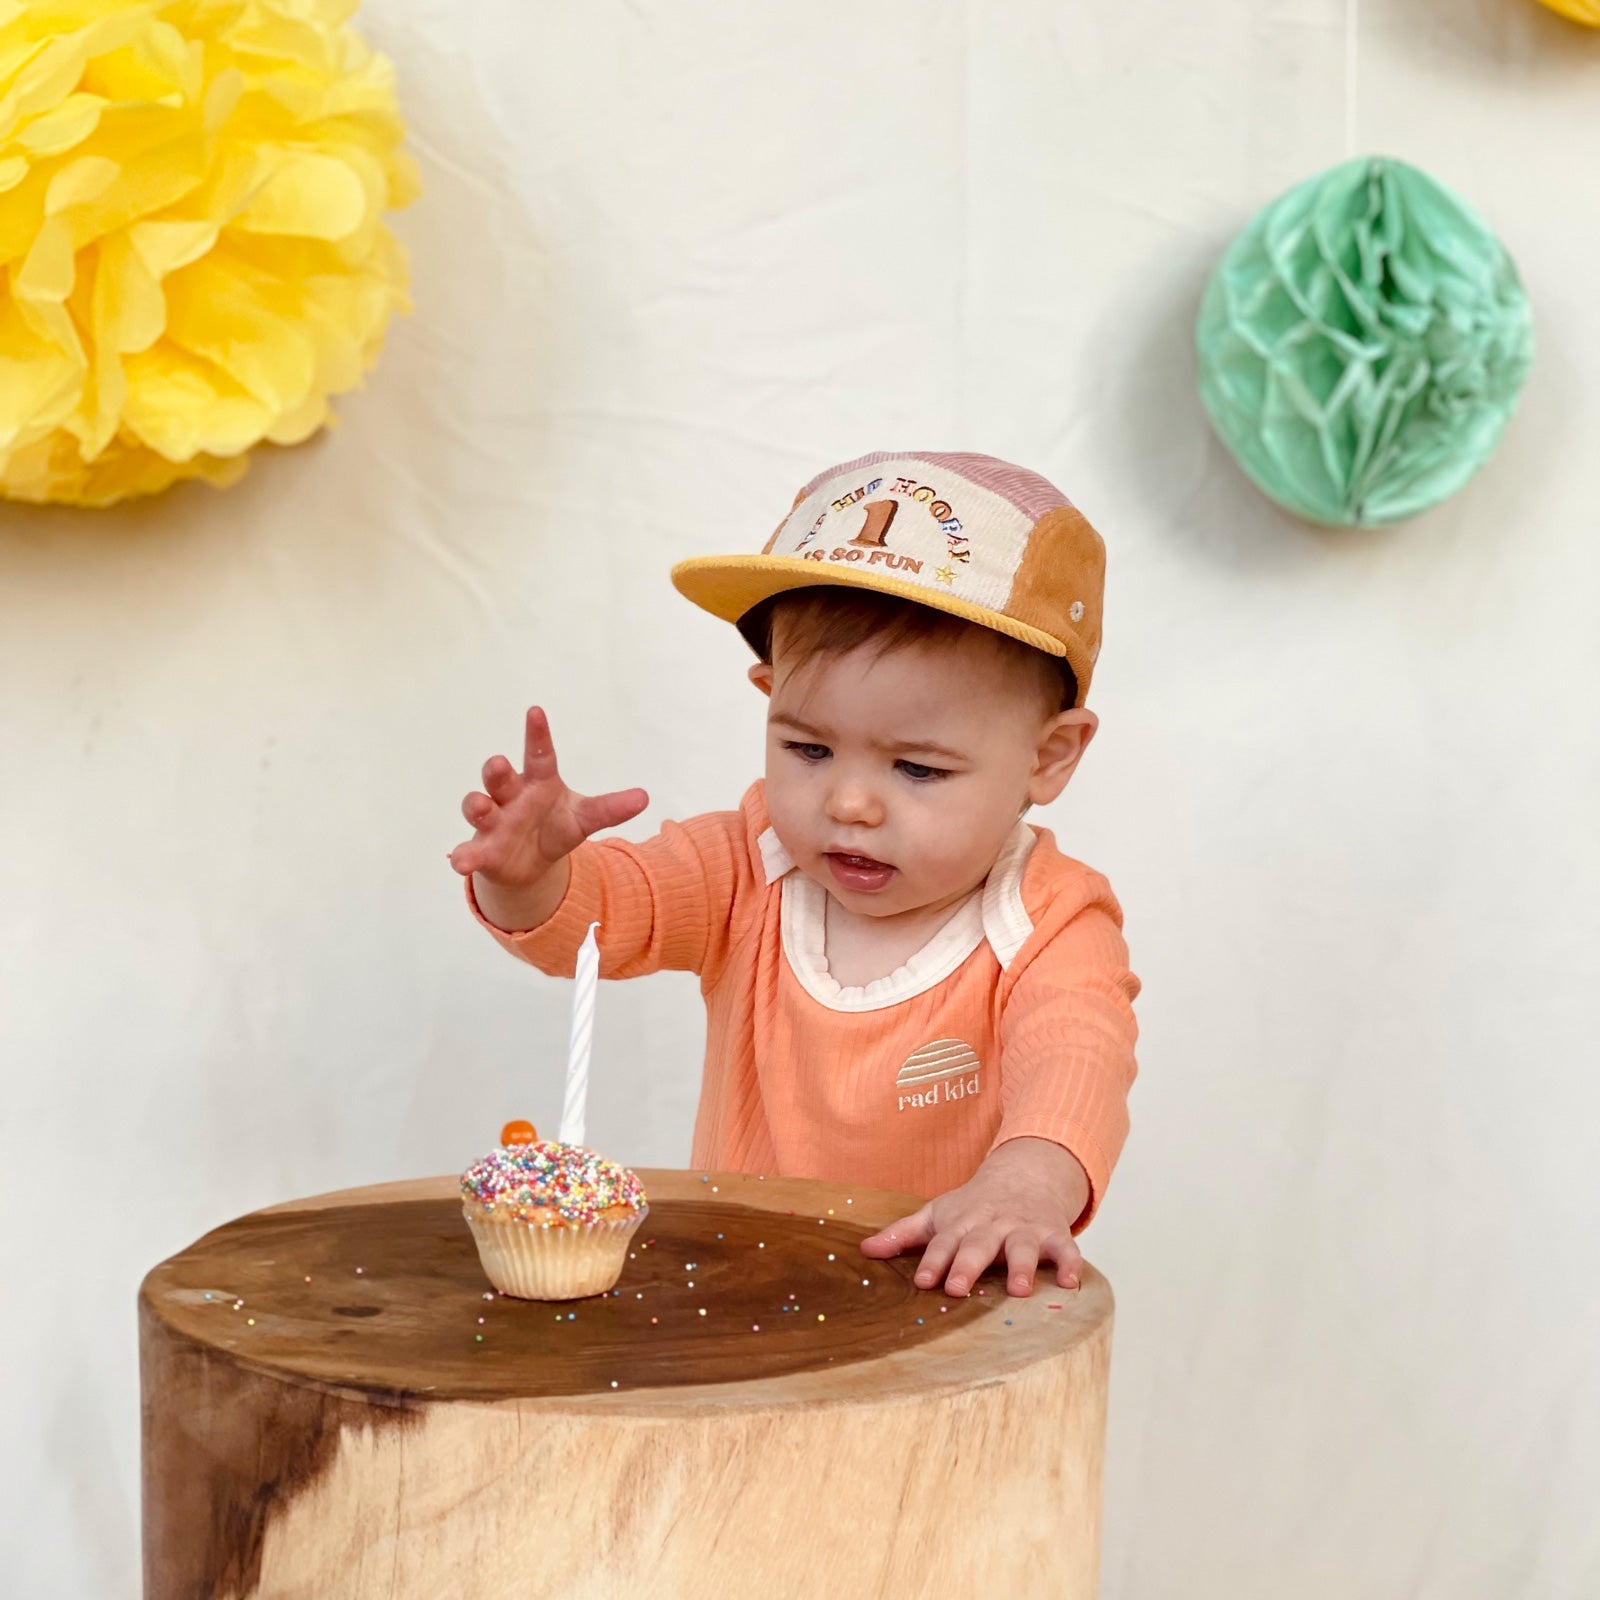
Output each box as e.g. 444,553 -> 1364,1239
756,819 -> 1037,1013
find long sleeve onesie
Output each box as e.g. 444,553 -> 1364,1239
468,781 -> 1140,1228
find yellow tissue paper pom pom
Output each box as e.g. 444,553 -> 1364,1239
1537,0 -> 1600,22
0,0 -> 418,506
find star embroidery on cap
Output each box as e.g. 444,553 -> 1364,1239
933,564 -> 955,585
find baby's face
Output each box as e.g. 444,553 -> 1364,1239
756,636 -> 1090,922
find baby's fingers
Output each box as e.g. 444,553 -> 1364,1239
447,838 -> 482,876
482,755 -> 521,805
461,791 -> 496,828
913,1230 -> 962,1291
522,706 -> 560,781
942,1229 -> 1005,1298
1003,1235 -> 1041,1298
1041,1231 -> 1083,1290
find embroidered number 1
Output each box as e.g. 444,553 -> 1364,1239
848,498 -> 899,549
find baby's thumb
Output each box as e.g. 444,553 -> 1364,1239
859,1205 -> 933,1257
576,786 -> 649,840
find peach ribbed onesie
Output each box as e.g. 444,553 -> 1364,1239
468,782 -> 1140,1229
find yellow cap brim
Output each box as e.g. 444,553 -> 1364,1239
670,553 -> 1068,658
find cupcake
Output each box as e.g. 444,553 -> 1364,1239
460,1128 -> 648,1300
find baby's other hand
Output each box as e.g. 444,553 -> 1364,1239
448,706 -> 647,888
858,1137 -> 1088,1298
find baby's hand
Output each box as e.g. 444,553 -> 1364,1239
858,1137 -> 1087,1298
448,706 -> 648,888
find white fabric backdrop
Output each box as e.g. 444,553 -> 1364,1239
2,2 -> 1597,1595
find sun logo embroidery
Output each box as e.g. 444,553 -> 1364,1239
895,1039 -> 982,1112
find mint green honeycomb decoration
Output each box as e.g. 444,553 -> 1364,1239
1197,156 -> 1534,527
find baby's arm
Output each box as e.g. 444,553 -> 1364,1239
448,706 -> 648,933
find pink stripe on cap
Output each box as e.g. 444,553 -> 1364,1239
798,450 -> 1074,524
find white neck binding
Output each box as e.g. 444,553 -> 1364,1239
757,819 -> 1037,1014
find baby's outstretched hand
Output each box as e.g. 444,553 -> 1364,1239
448,706 -> 648,888
858,1137 -> 1088,1299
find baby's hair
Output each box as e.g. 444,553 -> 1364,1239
737,587 -> 1078,714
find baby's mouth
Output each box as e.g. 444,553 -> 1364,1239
824,851 -> 897,892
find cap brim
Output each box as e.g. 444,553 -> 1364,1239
670,554 -> 1068,659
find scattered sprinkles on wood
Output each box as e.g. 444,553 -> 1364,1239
194,1180 -> 1034,1396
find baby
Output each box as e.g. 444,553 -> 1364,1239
449,452 -> 1140,1299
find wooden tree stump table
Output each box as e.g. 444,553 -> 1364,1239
140,1168 -> 1114,1599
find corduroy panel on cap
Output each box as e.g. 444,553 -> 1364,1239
798,450 -> 1072,523
1004,503 -> 1106,706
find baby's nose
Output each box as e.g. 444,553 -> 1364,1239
826,778 -> 884,826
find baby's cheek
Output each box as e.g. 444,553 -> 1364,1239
906,820 -> 989,893
763,778 -> 810,842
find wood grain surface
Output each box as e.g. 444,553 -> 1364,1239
143,1195 -> 990,1400
141,1168 -> 1114,1599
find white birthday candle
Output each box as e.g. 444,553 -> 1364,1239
558,922 -> 601,1147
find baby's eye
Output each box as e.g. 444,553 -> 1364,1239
782,741 -> 831,763
896,760 -> 950,782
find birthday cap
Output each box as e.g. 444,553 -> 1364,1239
670,450 -> 1106,706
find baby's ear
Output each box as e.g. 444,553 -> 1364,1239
748,663 -> 774,698
1028,709 -> 1098,806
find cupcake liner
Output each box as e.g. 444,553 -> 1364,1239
465,1204 -> 649,1301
